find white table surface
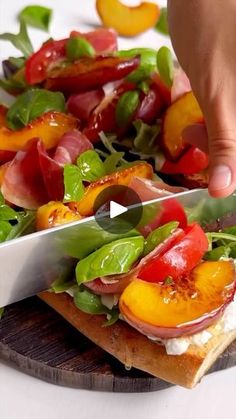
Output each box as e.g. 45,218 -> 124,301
0,1 -> 235,418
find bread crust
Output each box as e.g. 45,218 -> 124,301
38,291 -> 236,388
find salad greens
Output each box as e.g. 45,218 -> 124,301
19,5 -> 52,32
115,90 -> 140,128
143,221 -> 179,256
118,48 -> 158,84
156,46 -> 174,87
66,36 -> 95,60
155,7 -> 169,36
205,229 -> 236,261
63,165 -> 84,202
7,88 -> 65,130
76,236 -> 144,284
0,20 -> 33,58
133,119 -> 160,155
77,150 -> 106,182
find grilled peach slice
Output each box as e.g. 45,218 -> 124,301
77,162 -> 153,216
96,0 -> 160,37
119,260 -> 236,339
36,201 -> 81,231
162,92 -> 203,160
0,112 -> 78,151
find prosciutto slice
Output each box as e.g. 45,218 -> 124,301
1,131 -> 93,209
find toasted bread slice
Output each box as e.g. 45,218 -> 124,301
39,291 -> 236,389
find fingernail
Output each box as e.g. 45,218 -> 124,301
209,165 -> 232,191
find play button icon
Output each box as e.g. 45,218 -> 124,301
94,185 -> 143,234
110,201 -> 127,219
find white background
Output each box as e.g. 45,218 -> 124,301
0,1 -> 235,418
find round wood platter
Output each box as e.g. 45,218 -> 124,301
0,297 -> 235,392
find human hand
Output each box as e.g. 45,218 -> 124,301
168,0 -> 236,197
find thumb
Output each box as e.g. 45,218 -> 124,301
206,116 -> 236,198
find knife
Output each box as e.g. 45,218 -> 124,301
1,188 -> 236,308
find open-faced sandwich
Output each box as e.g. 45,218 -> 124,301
0,3 -> 235,389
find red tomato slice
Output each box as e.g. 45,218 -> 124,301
160,146 -> 209,175
138,223 -> 209,283
25,39 -> 67,85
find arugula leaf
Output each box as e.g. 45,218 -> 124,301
103,152 -> 125,174
74,288 -> 108,315
19,5 -> 52,31
0,221 -> 12,243
76,150 -> 106,182
0,205 -> 18,221
66,36 -> 95,61
115,90 -> 140,128
0,77 -> 26,93
76,236 -> 144,284
0,307 -> 4,320
0,20 -> 33,58
7,89 -> 65,130
155,7 -> 169,35
223,226 -> 236,236
156,46 -> 174,87
63,165 -> 84,202
207,232 -> 236,243
143,221 -> 179,256
133,119 -> 160,154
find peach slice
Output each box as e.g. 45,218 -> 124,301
0,112 -> 78,151
36,201 -> 81,231
119,260 -> 236,339
162,91 -> 204,160
77,162 -> 153,216
96,0 -> 160,37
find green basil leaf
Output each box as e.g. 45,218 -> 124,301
103,310 -> 119,327
66,36 -> 95,61
19,5 -> 52,31
143,221 -> 179,256
103,152 -> 125,174
116,90 -> 140,128
63,165 -> 84,202
6,211 -> 35,241
0,20 -> 33,58
156,46 -> 173,87
50,278 -> 77,293
0,307 -> 4,320
0,192 -> 4,205
133,119 -> 160,154
0,205 -> 18,221
204,245 -> 231,261
76,236 -> 144,284
7,89 -> 65,130
74,289 -> 108,315
118,48 -> 157,84
58,220 -> 140,260
155,7 -> 169,35
76,150 -> 106,182
0,221 -> 12,243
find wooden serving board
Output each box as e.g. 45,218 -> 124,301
0,296 -> 235,392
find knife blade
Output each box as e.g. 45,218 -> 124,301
1,188 -> 236,307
